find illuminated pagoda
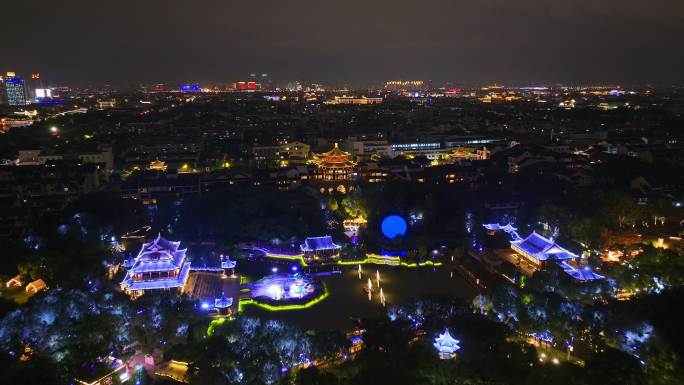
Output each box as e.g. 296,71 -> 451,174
300,235 -> 341,263
147,159 -> 168,171
433,328 -> 461,359
313,143 -> 357,182
511,231 -> 579,269
220,254 -> 237,276
214,292 -> 234,316
121,234 -> 191,298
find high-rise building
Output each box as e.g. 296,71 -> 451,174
233,80 -> 258,91
286,81 -> 303,91
28,72 -> 45,100
261,73 -> 272,90
4,73 -> 27,106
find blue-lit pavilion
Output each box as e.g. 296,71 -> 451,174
560,262 -> 604,281
511,232 -> 579,268
221,255 -> 237,276
300,236 -> 341,263
483,223 -> 521,240
484,223 -> 603,282
214,292 -> 234,315
434,328 -> 461,359
120,234 -> 191,297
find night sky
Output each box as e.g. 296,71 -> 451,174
4,0 -> 684,86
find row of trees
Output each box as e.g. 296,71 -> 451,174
288,295 -> 669,385
4,286 -> 681,385
1,192 -> 147,292
533,190 -> 679,250
474,274 -> 684,385
180,317 -> 347,385
0,285 -> 204,384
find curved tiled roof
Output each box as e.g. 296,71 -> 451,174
300,236 -> 340,251
560,262 -> 604,281
314,143 -> 357,168
214,292 -> 234,308
121,234 -> 190,291
511,232 -> 578,261
433,328 -> 460,353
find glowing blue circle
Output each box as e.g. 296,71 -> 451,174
382,215 -> 408,239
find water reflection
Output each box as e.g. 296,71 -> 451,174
239,260 -> 476,330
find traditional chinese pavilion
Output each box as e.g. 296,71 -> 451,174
220,254 -> 237,276
147,159 -> 168,171
300,236 -> 341,263
313,143 -> 357,182
484,223 -> 604,281
214,292 -> 234,316
121,234 -> 191,297
511,231 -> 579,268
433,328 -> 461,359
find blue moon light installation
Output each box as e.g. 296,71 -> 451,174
381,215 -> 408,239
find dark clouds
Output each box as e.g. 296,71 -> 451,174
3,0 -> 684,86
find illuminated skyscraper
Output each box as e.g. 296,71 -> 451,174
3,73 -> 27,106
28,72 -> 45,100
261,73 -> 272,90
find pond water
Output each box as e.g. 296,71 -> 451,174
237,259 -> 477,331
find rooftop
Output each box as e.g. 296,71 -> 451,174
121,234 -> 190,291
560,262 -> 605,281
314,143 -> 357,168
433,328 -> 461,354
121,263 -> 191,291
301,236 -> 341,252
511,232 -> 579,262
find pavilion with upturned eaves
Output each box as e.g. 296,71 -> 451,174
434,328 -> 461,359
313,143 -> 357,182
214,292 -> 234,316
484,223 -> 604,281
121,234 -> 191,298
301,235 -> 341,263
511,231 -> 579,269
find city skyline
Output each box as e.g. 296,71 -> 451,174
4,0 -> 684,86
1,2 -> 684,385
